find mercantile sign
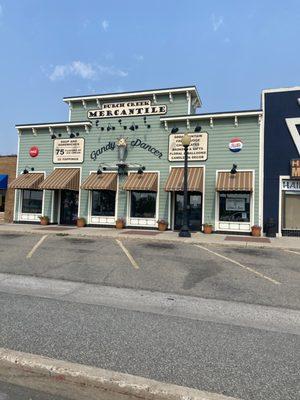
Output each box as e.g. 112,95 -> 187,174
87,100 -> 167,119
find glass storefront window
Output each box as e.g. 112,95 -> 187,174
283,192 -> 300,229
131,191 -> 156,218
22,190 -> 43,214
0,189 -> 6,212
219,191 -> 250,222
92,190 -> 116,216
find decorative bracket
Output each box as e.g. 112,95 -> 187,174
96,98 -> 101,108
186,119 -> 190,130
234,116 -> 238,127
84,124 -> 90,134
66,126 -> 71,135
68,101 -> 73,110
32,128 -> 37,136
48,127 -> 54,135
153,94 -> 157,104
164,121 -> 168,131
258,115 -> 262,125
169,92 -> 173,102
210,117 -> 214,128
82,99 -> 87,109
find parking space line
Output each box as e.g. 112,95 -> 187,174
284,249 -> 300,256
26,235 -> 48,259
194,244 -> 281,285
116,239 -> 139,269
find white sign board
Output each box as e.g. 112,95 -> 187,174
226,198 -> 245,211
53,138 -> 84,164
168,133 -> 208,162
282,179 -> 300,191
88,100 -> 167,119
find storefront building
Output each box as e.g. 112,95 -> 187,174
10,86 -> 262,233
0,155 -> 17,222
263,86 -> 300,236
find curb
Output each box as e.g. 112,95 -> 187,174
0,226 -> 297,252
0,348 -> 240,400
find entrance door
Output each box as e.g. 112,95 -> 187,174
174,192 -> 202,231
60,190 -> 79,225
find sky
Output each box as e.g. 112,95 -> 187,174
1,0 -> 300,154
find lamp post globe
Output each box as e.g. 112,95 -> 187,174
179,133 -> 191,238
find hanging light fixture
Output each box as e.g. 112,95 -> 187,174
171,127 -> 179,133
194,125 -> 202,132
70,133 -> 75,138
97,168 -> 102,175
51,134 -> 57,139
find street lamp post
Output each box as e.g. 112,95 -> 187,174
179,133 -> 191,237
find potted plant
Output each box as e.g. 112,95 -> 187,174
116,218 -> 125,229
39,216 -> 49,226
203,223 -> 213,234
251,225 -> 262,237
157,219 -> 168,231
76,217 -> 86,228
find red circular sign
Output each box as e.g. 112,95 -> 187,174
29,146 -> 39,158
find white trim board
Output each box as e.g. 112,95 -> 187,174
160,111 -> 262,122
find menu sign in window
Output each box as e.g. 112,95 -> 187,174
53,138 -> 84,164
168,133 -> 208,162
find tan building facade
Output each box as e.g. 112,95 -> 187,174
0,155 -> 17,222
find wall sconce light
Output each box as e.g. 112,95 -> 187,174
137,166 -> 145,175
171,127 -> 179,133
70,133 -> 75,138
230,164 -> 238,175
97,168 -> 102,175
129,123 -> 139,131
194,125 -> 202,132
23,167 -> 34,174
51,134 -> 57,139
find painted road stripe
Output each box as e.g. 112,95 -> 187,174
116,239 -> 139,269
284,249 -> 300,256
195,244 -> 281,285
26,235 -> 48,259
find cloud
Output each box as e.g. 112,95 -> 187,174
211,14 -> 224,32
101,20 -> 109,31
48,61 -> 128,81
133,54 -> 144,62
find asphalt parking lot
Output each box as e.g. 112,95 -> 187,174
0,232 -> 299,309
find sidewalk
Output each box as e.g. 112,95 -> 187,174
1,222 -> 300,251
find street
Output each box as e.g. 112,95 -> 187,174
0,231 -> 299,399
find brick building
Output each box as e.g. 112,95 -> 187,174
0,155 -> 17,222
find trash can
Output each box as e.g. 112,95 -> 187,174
265,218 -> 277,237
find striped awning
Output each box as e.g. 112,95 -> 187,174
123,172 -> 158,192
216,171 -> 253,191
39,168 -> 80,191
165,167 -> 203,192
81,173 -> 117,191
9,173 -> 44,190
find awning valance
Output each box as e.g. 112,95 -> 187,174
81,173 -> 117,191
39,168 -> 80,191
216,171 -> 253,191
0,175 -> 8,189
165,167 -> 203,192
123,172 -> 158,192
9,173 -> 44,190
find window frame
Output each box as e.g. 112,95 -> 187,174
21,189 -> 43,214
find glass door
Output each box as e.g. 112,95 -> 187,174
60,190 -> 79,225
174,192 -> 202,231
